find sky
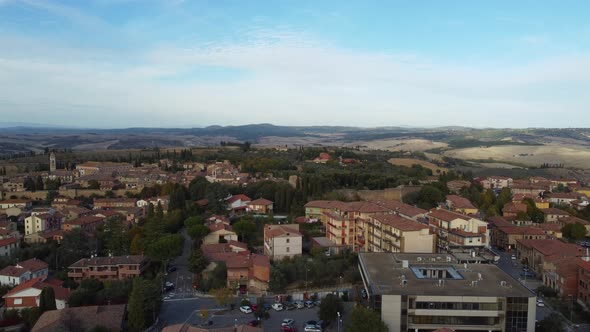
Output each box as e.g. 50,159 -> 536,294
0,0 -> 589,128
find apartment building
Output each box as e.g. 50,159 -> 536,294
361,214 -> 434,253
0,258 -> 48,286
67,255 -> 149,282
263,224 -> 302,261
358,252 -> 536,332
427,209 -> 489,252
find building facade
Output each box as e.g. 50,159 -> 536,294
67,255 -> 149,282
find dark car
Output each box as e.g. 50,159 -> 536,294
247,319 -> 260,327
285,302 -> 297,310
520,271 -> 536,278
167,266 -> 177,273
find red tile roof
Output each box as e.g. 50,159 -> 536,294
264,225 -> 302,238
540,208 -> 570,216
497,226 -> 546,236
428,209 -> 470,222
446,195 -> 477,210
371,214 -> 428,231
0,237 -> 18,247
226,195 -> 251,204
502,202 -> 527,214
516,239 -> 584,257
248,198 -> 273,206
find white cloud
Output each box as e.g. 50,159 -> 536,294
0,27 -> 588,128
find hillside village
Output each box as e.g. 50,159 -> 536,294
0,148 -> 589,331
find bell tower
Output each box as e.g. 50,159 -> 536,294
49,152 -> 56,172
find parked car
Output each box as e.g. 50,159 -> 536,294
247,319 -> 260,327
250,304 -> 258,311
167,266 -> 177,273
361,289 -> 368,299
536,300 -> 545,307
282,318 -> 295,327
511,255 -> 517,260
272,303 -> 284,311
263,303 -> 272,311
165,281 -> 174,287
520,271 -> 536,278
295,301 -> 305,309
240,306 -> 253,314
281,326 -> 296,332
304,300 -> 314,308
304,325 -> 322,332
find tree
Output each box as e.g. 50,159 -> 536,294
102,217 -> 130,256
88,180 -> 100,189
345,305 -> 387,332
128,278 -> 147,332
562,223 -> 587,240
184,216 -> 205,228
39,287 -> 57,312
318,293 -> 343,323
210,287 -> 234,307
147,234 -> 183,263
35,176 -> 44,191
156,202 -> 164,219
188,249 -> 209,274
188,224 -> 209,241
24,177 -> 36,191
537,313 -> 565,332
233,219 -> 256,243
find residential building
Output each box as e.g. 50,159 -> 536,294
25,212 -> 63,236
515,239 -> 585,275
67,255 -> 149,282
2,277 -> 70,310
541,208 -> 570,223
502,202 -> 527,218
578,259 -> 590,308
0,219 -> 19,239
556,216 -> 590,234
2,178 -> 26,192
226,253 -> 270,294
263,224 -> 303,260
547,192 -> 587,206
76,161 -> 133,176
32,304 -> 127,332
62,215 -> 105,233
246,198 -> 274,214
481,176 -> 513,189
445,195 -> 478,216
446,180 -> 471,194
491,226 -> 547,251
93,198 -> 137,209
0,237 -> 18,256
358,252 -> 536,332
362,214 -> 434,253
542,256 -> 582,299
0,258 -> 49,286
225,194 -> 251,212
203,223 -> 238,244
427,209 -> 489,252
0,199 -> 32,210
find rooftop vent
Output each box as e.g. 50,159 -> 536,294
446,256 -> 452,262
417,257 -> 422,262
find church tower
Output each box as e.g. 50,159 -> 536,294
50,152 -> 56,172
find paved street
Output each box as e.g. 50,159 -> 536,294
163,228 -> 198,300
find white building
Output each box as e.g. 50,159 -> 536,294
0,258 -> 49,286
264,224 -> 303,261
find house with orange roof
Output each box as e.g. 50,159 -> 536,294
364,214 -> 434,253
491,226 -> 547,251
203,223 -> 238,244
263,224 -> 302,260
225,194 -> 251,211
542,256 -> 583,298
540,208 -> 570,223
502,202 -> 527,218
445,195 -> 478,216
246,198 -> 274,214
0,258 -> 48,286
0,237 -> 18,257
515,239 -> 585,275
2,276 -> 70,310
427,208 -> 488,252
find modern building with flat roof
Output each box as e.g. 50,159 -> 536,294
358,252 -> 536,332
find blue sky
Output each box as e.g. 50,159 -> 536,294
0,0 -> 589,128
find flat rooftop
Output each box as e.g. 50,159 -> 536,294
359,252 -> 534,298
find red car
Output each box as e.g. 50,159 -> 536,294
250,304 -> 258,311
281,326 -> 296,332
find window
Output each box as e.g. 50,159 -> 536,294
286,238 -> 290,243
286,247 -> 290,253
14,298 -> 22,305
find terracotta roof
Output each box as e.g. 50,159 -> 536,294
3,277 -> 70,300
226,194 -> 251,204
579,260 -> 590,272
502,202 -> 527,214
496,226 -> 546,236
540,208 -> 570,215
209,223 -> 233,233
69,255 -> 147,268
66,215 -> 104,226
17,258 -> 48,272
32,304 -> 126,332
371,214 -> 428,231
559,216 -> 590,226
516,239 -> 584,257
428,209 -> 470,222
486,216 -> 512,227
446,195 -> 477,210
0,237 -> 18,247
0,199 -> 31,204
548,192 -> 585,199
264,225 -> 302,238
248,198 -> 273,206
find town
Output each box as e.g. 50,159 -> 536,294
0,145 -> 588,332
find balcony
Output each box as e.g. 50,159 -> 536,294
89,270 -> 118,277
67,272 -> 83,278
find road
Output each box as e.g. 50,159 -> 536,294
493,247 -> 552,321
164,228 -> 198,300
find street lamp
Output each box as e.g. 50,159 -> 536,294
337,311 -> 341,332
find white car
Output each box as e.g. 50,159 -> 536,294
272,303 -> 284,311
536,301 -> 545,307
240,306 -> 253,314
165,281 -> 174,287
511,255 -> 516,260
282,318 -> 294,326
